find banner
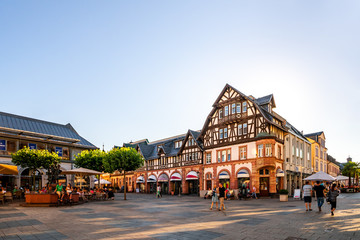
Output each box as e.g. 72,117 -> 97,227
29,143 -> 37,150
55,147 -> 63,157
0,140 -> 5,151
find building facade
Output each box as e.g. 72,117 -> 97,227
113,84 -> 318,197
305,132 -> 327,173
283,124 -> 312,195
327,154 -> 341,177
0,111 -> 97,190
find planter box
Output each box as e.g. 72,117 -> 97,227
25,194 -> 58,204
279,194 -> 288,202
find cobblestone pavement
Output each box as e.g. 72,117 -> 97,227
1,193 -> 360,240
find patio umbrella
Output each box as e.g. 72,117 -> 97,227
94,178 -> 111,185
61,168 -> 103,188
335,175 -> 349,181
304,171 -> 336,181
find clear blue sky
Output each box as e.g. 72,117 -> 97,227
1,1 -> 359,162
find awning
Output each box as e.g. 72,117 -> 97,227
0,164 -> 18,176
94,178 -> 111,184
304,171 -> 335,181
186,171 -> 198,180
276,169 -> 285,177
61,167 -> 102,176
136,176 -> 145,183
237,169 -> 250,178
219,171 -> 230,179
170,172 -> 182,181
158,173 -> 169,182
147,175 -> 157,183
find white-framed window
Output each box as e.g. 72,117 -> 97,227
315,147 -> 319,157
243,123 -> 248,135
219,129 -> 223,139
240,147 -> 247,160
231,103 -> 236,114
225,106 -> 229,116
227,149 -> 231,161
236,103 -> 241,113
238,124 -> 242,135
224,128 -> 228,138
320,162 -> 323,171
222,150 -> 226,162
265,144 -> 272,157
219,109 -> 223,119
316,160 -> 319,171
217,151 -> 221,163
296,142 -> 299,157
242,102 -> 247,113
206,153 -> 211,164
258,144 -> 263,157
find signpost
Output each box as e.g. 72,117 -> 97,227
0,140 -> 6,151
293,189 -> 301,200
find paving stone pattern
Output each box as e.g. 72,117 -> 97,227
1,193 -> 360,239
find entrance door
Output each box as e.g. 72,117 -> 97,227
174,182 -> 182,195
160,182 -> 168,195
188,180 -> 199,195
260,177 -> 269,196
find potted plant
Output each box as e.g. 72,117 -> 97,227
279,189 -> 289,202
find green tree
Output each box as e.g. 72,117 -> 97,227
103,147 -> 143,200
12,147 -> 60,191
74,149 -> 105,188
342,161 -> 359,186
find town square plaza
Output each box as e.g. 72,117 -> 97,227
0,193 -> 359,240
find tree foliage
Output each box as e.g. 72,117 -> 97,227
74,149 -> 105,172
342,161 -> 359,186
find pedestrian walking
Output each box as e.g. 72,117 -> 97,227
328,184 -> 340,216
218,183 -> 226,211
303,181 -> 313,211
210,187 -> 218,210
156,184 -> 161,198
251,186 -> 258,199
313,181 -> 326,212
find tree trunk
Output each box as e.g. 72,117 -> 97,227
97,174 -> 101,189
124,171 -> 127,200
32,170 -> 36,192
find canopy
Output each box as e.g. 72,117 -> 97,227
186,171 -> 198,180
147,175 -> 157,183
219,171 -> 230,179
237,169 -> 250,178
304,171 -> 335,181
94,178 -> 111,185
0,164 -> 18,176
136,176 -> 145,183
170,172 -> 182,181
158,174 -> 169,182
276,169 -> 285,177
61,167 -> 102,176
335,175 -> 349,181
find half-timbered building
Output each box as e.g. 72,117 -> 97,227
116,84 -> 314,197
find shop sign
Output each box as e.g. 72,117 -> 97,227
0,140 -> 5,150
55,147 -> 63,157
29,143 -> 37,150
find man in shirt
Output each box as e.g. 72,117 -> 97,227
302,181 -> 313,211
55,182 -> 63,198
218,183 -> 226,211
313,181 -> 326,212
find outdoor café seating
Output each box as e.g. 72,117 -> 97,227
4,192 -> 13,203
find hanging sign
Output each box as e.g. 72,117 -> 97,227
29,143 -> 37,150
0,140 -> 5,151
55,147 -> 63,157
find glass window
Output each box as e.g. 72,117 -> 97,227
258,144 -> 263,157
222,150 -> 226,162
316,147 -> 319,157
227,149 -> 231,161
219,109 -> 223,119
240,147 -> 247,159
217,151 -> 221,163
265,169 -> 269,175
219,129 -> 223,139
7,140 -> 16,153
206,153 -> 211,164
265,144 -> 272,157
236,103 -> 241,113
243,123 -> 248,134
242,102 -> 247,113
224,128 -> 228,138
238,125 -> 242,135
260,169 -> 264,175
225,106 -> 229,116
231,103 -> 236,114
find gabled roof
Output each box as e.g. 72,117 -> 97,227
0,111 -> 96,148
285,122 -> 310,143
304,131 -> 325,142
178,129 -> 203,153
199,84 -> 285,139
121,139 -> 149,149
136,134 -> 186,160
255,94 -> 276,108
